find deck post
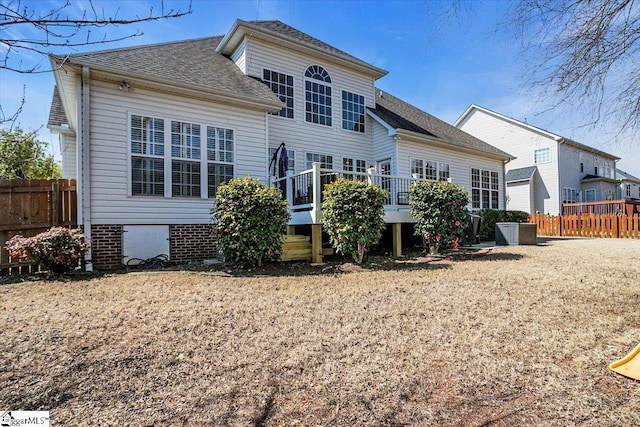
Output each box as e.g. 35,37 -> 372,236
311,223 -> 323,264
392,222 -> 402,257
285,170 -> 293,208
311,162 -> 322,224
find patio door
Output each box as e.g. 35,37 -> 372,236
377,159 -> 392,204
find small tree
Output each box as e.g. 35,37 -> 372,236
211,177 -> 289,269
5,227 -> 87,275
409,180 -> 469,255
0,127 -> 61,179
322,179 -> 388,264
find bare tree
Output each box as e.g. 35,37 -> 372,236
0,0 -> 192,74
507,0 -> 640,133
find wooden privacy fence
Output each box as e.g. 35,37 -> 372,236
1,179 -> 77,274
530,213 -> 640,239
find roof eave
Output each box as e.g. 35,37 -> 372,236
56,58 -> 283,112
558,138 -> 620,161
396,129 -> 512,161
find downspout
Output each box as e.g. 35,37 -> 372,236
80,66 -> 93,271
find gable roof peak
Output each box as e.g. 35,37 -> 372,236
217,18 -> 387,79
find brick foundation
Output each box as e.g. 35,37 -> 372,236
90,225 -> 123,270
170,224 -> 217,263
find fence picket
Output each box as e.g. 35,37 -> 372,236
530,213 -> 639,240
1,179 -> 77,275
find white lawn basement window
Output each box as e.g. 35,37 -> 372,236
534,147 -> 551,164
129,114 -> 234,198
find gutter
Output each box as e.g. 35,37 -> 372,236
80,66 -> 93,271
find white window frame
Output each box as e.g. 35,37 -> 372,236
304,65 -> 332,127
129,113 -> 166,197
563,188 -> 577,203
128,112 -> 235,199
269,147 -> 296,175
625,184 -> 631,198
471,168 -> 499,209
262,68 -> 294,119
585,189 -> 596,202
305,152 -> 333,169
534,147 -> 551,164
341,90 -> 365,133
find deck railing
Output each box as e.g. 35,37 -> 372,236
562,199 -> 640,216
271,163 -> 422,223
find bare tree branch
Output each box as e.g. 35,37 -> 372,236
507,0 -> 640,133
0,0 -> 192,73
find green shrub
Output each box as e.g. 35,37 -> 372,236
409,181 -> 469,255
212,177 -> 289,269
322,179 -> 388,264
5,227 -> 87,274
477,209 -> 530,240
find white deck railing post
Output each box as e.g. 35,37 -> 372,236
285,170 -> 293,210
311,162 -> 322,223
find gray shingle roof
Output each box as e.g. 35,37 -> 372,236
617,168 -> 640,182
53,36 -> 282,107
238,20 -> 387,77
370,90 -> 513,159
47,86 -> 66,128
506,166 -> 537,182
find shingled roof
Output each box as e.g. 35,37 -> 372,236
506,166 -> 537,183
47,86 -> 66,128
370,90 -> 513,160
52,36 -> 282,107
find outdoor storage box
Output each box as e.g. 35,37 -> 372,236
495,222 -> 537,245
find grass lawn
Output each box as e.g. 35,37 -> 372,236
1,238 -> 639,426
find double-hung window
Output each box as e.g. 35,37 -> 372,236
130,114 -> 234,198
438,162 -> 450,182
563,188 -> 577,203
131,115 -> 165,196
263,69 -> 294,119
411,159 -> 424,179
342,157 -> 367,180
306,152 -> 333,169
305,65 -> 332,126
471,168 -> 499,209
425,161 -> 438,180
341,90 -> 365,132
625,184 -> 631,198
207,127 -> 234,197
171,121 -> 201,197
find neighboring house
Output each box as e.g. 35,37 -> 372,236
48,20 -> 512,270
617,169 -> 640,200
455,105 -> 620,215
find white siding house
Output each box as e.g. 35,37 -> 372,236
455,105 -> 620,215
48,20 -> 512,269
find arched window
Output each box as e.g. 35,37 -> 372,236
304,65 -> 332,126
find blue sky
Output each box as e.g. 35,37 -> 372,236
1,0 -> 638,175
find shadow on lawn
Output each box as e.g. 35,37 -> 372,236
0,248 -> 526,282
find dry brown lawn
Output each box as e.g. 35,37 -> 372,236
1,238 -> 639,426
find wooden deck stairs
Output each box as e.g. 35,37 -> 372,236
280,235 -> 312,261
